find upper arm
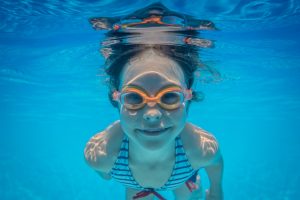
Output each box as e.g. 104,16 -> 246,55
84,131 -> 112,173
95,170 -> 112,180
195,128 -> 221,167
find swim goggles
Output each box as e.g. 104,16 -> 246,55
112,86 -> 193,110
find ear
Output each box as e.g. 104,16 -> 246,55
112,90 -> 119,101
185,89 -> 193,100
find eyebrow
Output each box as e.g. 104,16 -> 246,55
123,83 -> 182,94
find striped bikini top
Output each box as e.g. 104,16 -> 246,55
109,134 -> 198,191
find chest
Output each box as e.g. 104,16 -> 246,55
129,161 -> 175,188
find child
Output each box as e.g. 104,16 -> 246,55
84,3 -> 223,200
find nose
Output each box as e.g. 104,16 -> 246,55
143,107 -> 162,122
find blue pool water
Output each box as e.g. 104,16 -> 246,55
0,0 -> 300,199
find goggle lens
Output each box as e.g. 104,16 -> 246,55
160,91 -> 183,105
121,92 -> 143,105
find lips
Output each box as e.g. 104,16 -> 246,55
136,127 -> 171,136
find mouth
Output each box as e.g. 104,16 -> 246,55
136,127 -> 171,136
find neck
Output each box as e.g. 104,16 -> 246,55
128,136 -> 177,166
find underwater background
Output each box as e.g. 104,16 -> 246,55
0,0 -> 299,199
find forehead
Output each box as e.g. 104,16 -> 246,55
119,50 -> 186,92
123,72 -> 184,94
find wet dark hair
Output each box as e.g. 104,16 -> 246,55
102,40 -> 206,111
90,2 -> 220,111
101,31 -> 214,111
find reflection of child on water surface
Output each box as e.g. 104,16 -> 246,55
84,43 -> 224,199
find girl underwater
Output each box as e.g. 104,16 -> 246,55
84,3 -> 223,200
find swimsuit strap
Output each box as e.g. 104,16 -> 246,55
133,188 -> 166,200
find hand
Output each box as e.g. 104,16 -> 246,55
205,189 -> 223,200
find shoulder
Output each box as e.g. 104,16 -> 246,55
84,120 -> 124,173
182,122 -> 221,169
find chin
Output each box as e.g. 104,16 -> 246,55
141,139 -> 167,151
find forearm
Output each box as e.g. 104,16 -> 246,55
204,154 -> 224,198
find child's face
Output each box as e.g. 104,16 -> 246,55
117,50 -> 189,149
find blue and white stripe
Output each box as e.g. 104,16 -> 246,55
109,134 -> 198,191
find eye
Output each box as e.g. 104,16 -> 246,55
122,92 -> 143,104
161,92 -> 182,104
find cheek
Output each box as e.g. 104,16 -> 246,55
119,107 -> 139,125
164,105 -> 188,121
123,108 -> 138,117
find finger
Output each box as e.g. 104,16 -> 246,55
205,189 -> 209,196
